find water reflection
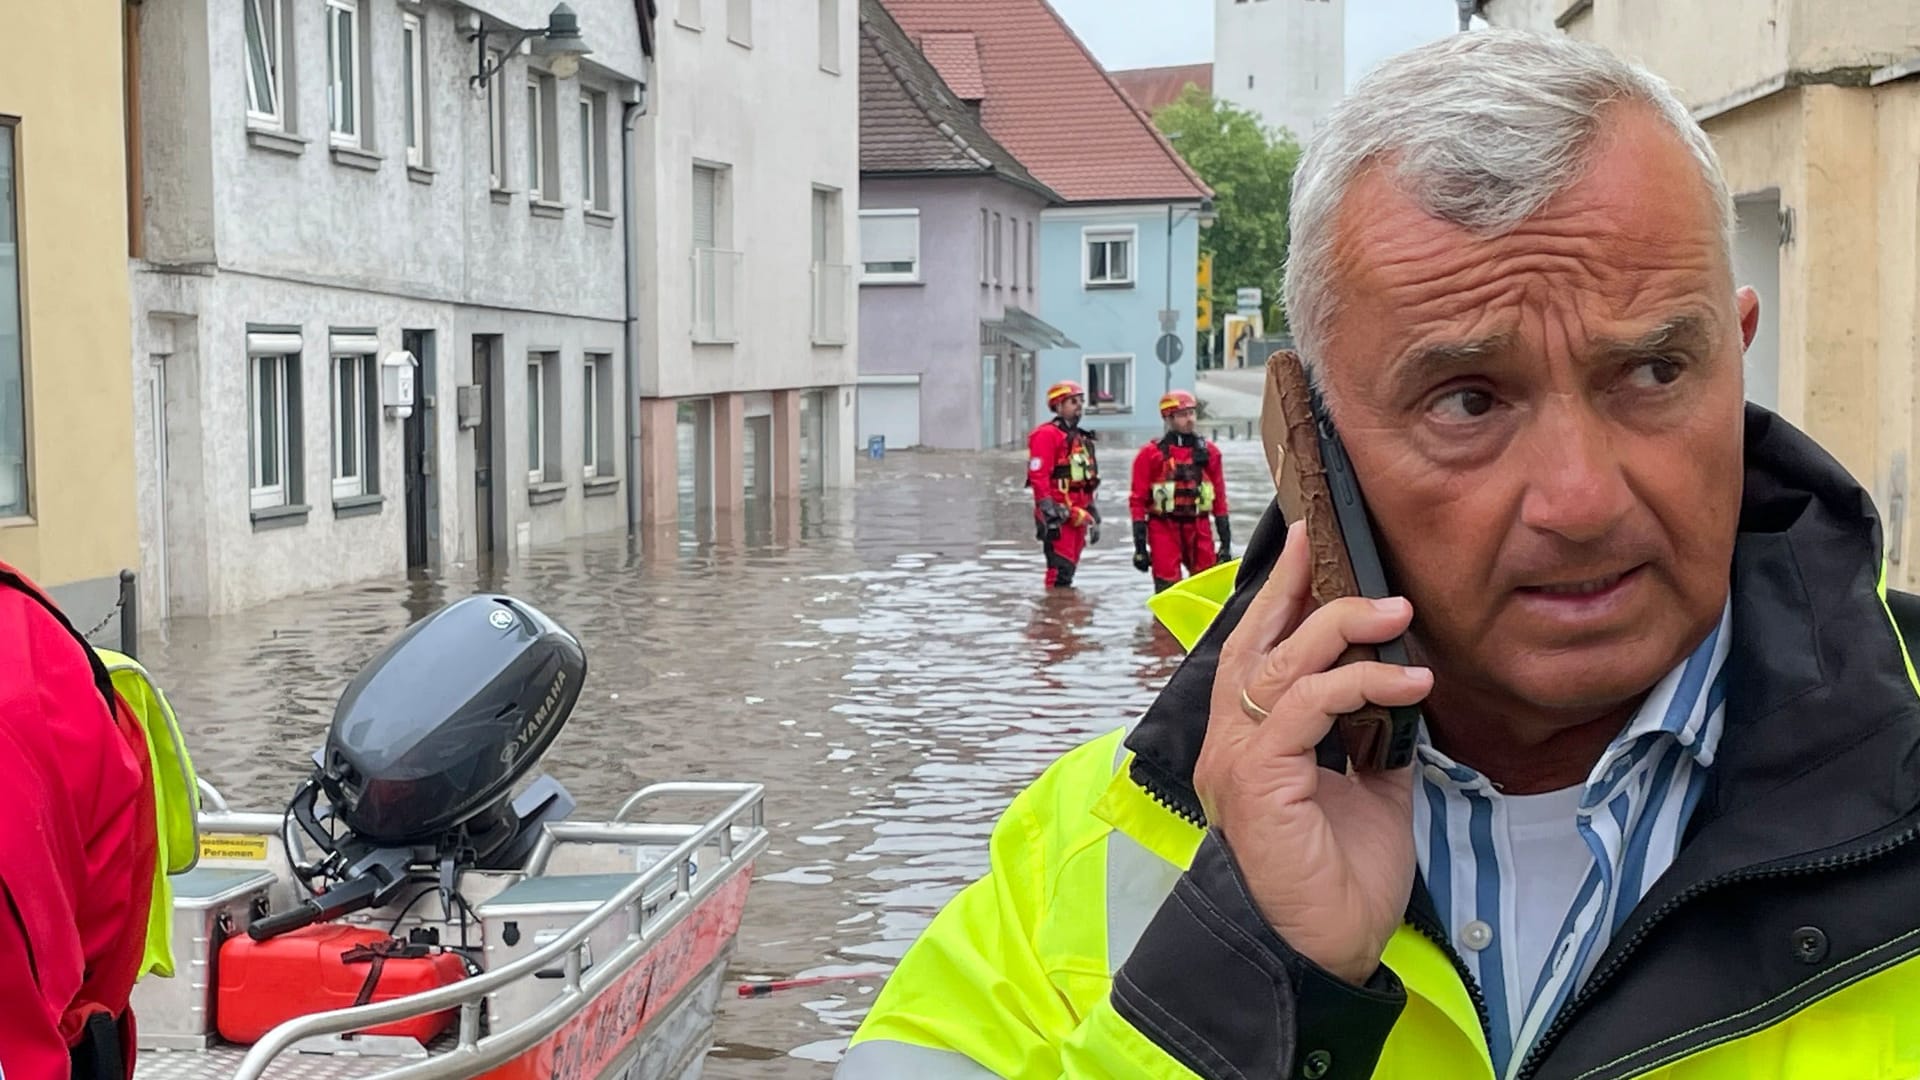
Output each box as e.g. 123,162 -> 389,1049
141,440 -> 1276,1077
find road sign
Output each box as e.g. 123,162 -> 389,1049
1236,287 -> 1263,315
1155,332 -> 1184,367
1158,308 -> 1179,333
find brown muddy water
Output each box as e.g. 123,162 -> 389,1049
141,438 -> 1275,1076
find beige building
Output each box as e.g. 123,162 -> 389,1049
1468,2 -> 1920,584
0,2 -> 140,630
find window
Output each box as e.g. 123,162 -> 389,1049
244,0 -> 285,129
728,0 -> 752,45
818,0 -> 840,72
527,78 -> 543,197
487,51 -> 506,188
1084,355 -> 1134,412
326,0 -> 362,146
246,330 -> 304,511
1010,217 -> 1019,290
330,344 -> 377,500
528,74 -> 559,201
526,355 -> 548,484
676,0 -> 702,30
1084,227 -> 1136,287
691,165 -> 738,341
859,209 -> 919,283
584,354 -> 614,479
402,12 -> 425,167
812,188 -> 848,345
580,90 -> 609,211
980,209 -> 990,284
992,213 -> 1003,286
1025,220 -> 1034,291
693,165 -> 720,250
0,125 -> 24,518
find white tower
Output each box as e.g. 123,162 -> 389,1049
1214,0 -> 1346,144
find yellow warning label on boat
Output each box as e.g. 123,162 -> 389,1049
199,833 -> 269,861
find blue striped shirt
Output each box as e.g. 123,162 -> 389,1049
1411,601 -> 1731,1079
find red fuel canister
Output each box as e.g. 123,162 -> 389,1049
216,924 -> 468,1045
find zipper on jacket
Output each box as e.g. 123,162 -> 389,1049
1134,762 -> 1207,828
1512,822 -> 1920,1080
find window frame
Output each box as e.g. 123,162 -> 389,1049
246,341 -> 300,512
325,0 -> 364,148
728,0 -> 753,47
858,209 -> 920,284
402,11 -> 426,167
1083,353 -> 1135,413
583,355 -> 609,479
818,0 -> 841,73
526,356 -> 545,484
330,351 -> 375,500
0,122 -> 26,520
580,89 -> 610,211
244,0 -> 286,130
526,77 -> 544,198
579,98 -> 596,210
1083,225 -> 1137,288
487,50 -> 506,189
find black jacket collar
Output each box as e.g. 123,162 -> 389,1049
1126,402 -> 1920,865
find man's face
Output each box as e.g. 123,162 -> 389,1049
1057,395 -> 1084,424
1171,408 -> 1197,435
1318,105 -> 1750,718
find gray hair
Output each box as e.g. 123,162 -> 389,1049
1282,28 -> 1735,371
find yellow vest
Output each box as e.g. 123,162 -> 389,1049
95,649 -> 201,980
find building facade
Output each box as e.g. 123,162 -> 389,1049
1471,0 -> 1920,585
856,0 -> 1070,451
883,0 -> 1212,451
130,0 -> 653,621
633,0 -> 860,526
1215,0 -> 1346,142
0,1 -> 141,630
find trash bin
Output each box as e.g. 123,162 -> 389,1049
867,435 -> 886,460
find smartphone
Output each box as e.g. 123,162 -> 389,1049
1264,352 -> 1420,772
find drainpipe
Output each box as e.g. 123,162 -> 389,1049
621,73 -> 648,535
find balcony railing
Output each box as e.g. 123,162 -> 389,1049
691,247 -> 742,343
811,262 -> 850,346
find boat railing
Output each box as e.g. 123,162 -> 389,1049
221,781 -> 768,1080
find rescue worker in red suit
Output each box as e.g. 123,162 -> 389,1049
1027,380 -> 1101,588
0,558 -> 156,1080
1130,389 -> 1231,593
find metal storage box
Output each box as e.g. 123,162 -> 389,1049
477,871 -> 682,1030
130,867 -> 278,1050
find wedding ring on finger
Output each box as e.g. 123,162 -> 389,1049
1239,688 -> 1271,722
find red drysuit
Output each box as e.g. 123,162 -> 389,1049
1130,432 -> 1230,587
1027,418 -> 1100,588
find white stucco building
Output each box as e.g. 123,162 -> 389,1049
1215,0 -> 1346,142
634,0 -> 860,526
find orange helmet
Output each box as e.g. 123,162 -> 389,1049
1046,381 -> 1085,410
1159,389 -> 1199,416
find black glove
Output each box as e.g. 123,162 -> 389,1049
1086,504 -> 1102,546
1215,514 -> 1233,562
1037,500 -> 1066,542
1133,521 -> 1152,573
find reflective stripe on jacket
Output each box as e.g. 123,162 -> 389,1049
842,404 -> 1920,1080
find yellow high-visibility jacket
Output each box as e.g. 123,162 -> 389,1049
841,406 -> 1920,1080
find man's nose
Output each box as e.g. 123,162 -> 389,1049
1516,399 -> 1634,545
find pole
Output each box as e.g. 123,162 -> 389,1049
1164,206 -> 1174,397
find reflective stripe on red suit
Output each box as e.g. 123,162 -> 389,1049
0,560 -> 155,1080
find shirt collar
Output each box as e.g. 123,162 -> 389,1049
1414,599 -> 1733,789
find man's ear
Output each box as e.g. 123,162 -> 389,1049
1736,286 -> 1761,350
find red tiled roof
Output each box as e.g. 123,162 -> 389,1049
918,32 -> 986,99
1111,63 -> 1214,118
880,0 -> 1212,205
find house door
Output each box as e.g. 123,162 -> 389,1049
402,330 -> 433,569
471,336 -> 498,558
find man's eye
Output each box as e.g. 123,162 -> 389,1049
1629,357 -> 1684,387
1431,388 -> 1495,420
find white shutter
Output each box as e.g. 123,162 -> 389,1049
860,211 -> 919,278
692,166 -> 717,249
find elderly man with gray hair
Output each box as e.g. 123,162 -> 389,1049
839,27 -> 1920,1080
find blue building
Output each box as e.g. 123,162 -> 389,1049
883,0 -> 1213,448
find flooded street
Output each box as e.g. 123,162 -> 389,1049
142,437 -> 1273,1077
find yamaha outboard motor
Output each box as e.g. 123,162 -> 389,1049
250,595 -> 585,940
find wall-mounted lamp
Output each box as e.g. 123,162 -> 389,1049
470,3 -> 593,88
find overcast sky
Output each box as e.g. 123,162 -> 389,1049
1050,0 -> 1463,88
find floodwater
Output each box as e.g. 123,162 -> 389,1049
141,436 -> 1275,1077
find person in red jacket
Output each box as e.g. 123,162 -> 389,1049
1026,380 -> 1101,588
1129,389 -> 1231,593
0,559 -> 156,1080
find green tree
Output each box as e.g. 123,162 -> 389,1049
1154,87 -> 1302,332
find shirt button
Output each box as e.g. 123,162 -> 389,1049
1301,1049 -> 1333,1079
1460,920 -> 1494,951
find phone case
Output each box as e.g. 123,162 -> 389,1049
1262,351 -> 1420,772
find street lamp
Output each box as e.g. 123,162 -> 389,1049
1162,197 -> 1216,395
470,3 -> 593,87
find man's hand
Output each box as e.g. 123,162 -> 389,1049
1132,521 -> 1152,573
1193,520 -> 1429,986
1037,500 -> 1066,541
